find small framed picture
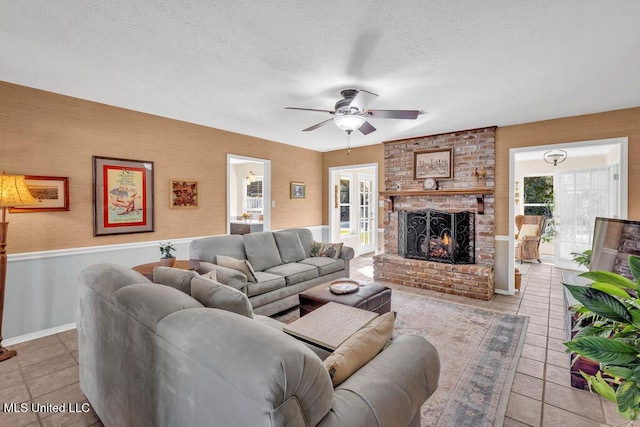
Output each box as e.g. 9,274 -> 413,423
170,180 -> 198,208
290,182 -> 306,199
9,176 -> 69,213
414,148 -> 453,180
93,156 -> 154,236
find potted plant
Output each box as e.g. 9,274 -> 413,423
159,242 -> 176,267
564,254 -> 640,421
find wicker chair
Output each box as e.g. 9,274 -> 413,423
515,215 -> 545,263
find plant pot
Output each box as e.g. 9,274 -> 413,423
160,257 -> 176,267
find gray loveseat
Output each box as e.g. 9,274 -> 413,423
189,228 -> 354,316
77,263 -> 440,427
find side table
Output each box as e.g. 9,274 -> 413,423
132,260 -> 200,280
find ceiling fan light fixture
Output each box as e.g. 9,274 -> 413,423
333,115 -> 366,132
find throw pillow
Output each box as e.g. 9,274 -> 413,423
190,277 -> 254,318
310,240 -> 323,257
153,267 -> 199,295
323,311 -> 395,387
216,255 -> 257,283
320,242 -> 343,259
517,224 -> 540,240
273,231 -> 306,263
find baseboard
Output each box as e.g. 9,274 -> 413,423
4,322 -> 77,346
494,289 -> 513,296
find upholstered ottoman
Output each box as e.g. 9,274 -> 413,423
299,280 -> 392,316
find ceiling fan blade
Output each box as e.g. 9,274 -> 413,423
358,121 -> 376,135
348,90 -> 378,111
285,107 -> 334,114
367,109 -> 422,119
302,118 -> 333,132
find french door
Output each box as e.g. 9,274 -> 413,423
358,173 -> 376,254
554,165 -> 619,268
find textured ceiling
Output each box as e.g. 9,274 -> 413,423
2,1 -> 640,152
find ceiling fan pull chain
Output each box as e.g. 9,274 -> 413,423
347,131 -> 351,155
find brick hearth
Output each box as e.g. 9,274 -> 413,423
374,127 -> 496,300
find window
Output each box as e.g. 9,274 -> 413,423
523,175 -> 554,218
245,177 -> 263,215
339,176 -> 351,235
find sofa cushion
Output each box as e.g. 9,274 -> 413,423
216,255 -> 257,283
310,241 -> 323,257
299,257 -> 345,276
189,234 -> 246,263
247,272 -> 287,297
273,231 -> 306,263
264,262 -> 318,286
324,311 -> 395,386
243,232 -> 283,271
319,242 -> 343,259
153,267 -> 199,294
190,277 -> 253,318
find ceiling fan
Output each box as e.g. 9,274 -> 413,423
285,89 -> 424,136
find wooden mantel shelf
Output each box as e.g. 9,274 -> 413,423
379,187 -> 494,214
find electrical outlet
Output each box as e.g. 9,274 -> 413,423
272,200 -> 276,208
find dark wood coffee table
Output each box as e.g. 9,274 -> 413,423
132,260 -> 200,280
299,280 -> 392,316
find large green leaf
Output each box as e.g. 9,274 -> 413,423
581,371 -> 617,402
630,309 -> 640,329
616,380 -> 640,420
628,255 -> 640,282
564,285 -> 633,323
580,270 -> 638,291
604,366 -> 634,380
565,337 -> 639,364
590,282 -> 632,299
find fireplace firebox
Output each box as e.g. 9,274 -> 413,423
398,209 -> 475,264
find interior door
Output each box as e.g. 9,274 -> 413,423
357,173 -> 376,254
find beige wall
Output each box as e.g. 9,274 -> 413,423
496,107 -> 640,236
1,82 -> 323,254
321,144 -> 385,227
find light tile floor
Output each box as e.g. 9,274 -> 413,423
350,254 -> 629,427
0,255 -> 630,427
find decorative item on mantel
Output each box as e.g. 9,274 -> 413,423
241,212 -> 251,221
0,171 -> 36,362
473,166 -> 487,186
159,242 -> 176,267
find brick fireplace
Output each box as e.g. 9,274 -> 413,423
373,127 -> 496,300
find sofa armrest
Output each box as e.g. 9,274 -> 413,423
317,335 -> 439,427
340,246 -> 355,261
197,261 -> 248,293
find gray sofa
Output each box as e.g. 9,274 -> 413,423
77,263 -> 440,427
189,228 -> 354,316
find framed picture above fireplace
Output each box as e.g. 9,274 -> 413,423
414,148 -> 453,180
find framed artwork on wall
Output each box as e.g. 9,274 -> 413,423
93,156 -> 154,236
9,176 -> 69,213
291,182 -> 306,199
414,148 -> 453,180
170,180 -> 198,208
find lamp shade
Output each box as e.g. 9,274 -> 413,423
333,115 -> 366,132
0,173 -> 36,207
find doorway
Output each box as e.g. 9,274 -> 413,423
329,163 -> 378,256
226,154 -> 271,233
508,137 -> 628,293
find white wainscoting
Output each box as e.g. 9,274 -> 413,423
4,225 -> 329,345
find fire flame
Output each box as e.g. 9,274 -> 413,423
442,234 -> 451,245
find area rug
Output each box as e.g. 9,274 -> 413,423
390,291 -> 528,427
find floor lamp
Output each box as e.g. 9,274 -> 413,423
0,172 -> 35,362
